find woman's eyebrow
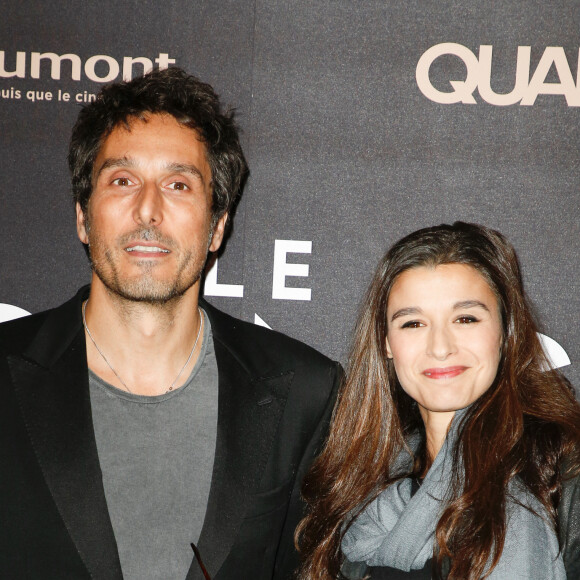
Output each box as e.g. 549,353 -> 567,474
390,307 -> 422,322
453,300 -> 490,312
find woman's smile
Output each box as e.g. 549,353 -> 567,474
422,365 -> 468,379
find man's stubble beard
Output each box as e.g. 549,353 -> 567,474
86,224 -> 213,306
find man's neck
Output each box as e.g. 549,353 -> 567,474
83,278 -> 205,396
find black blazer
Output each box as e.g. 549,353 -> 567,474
0,287 -> 341,579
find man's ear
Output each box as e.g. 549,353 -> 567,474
208,212 -> 228,253
76,202 -> 89,244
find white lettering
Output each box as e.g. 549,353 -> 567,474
254,314 -> 272,329
75,91 -> 96,103
416,43 -> 580,107
272,240 -> 312,301
521,47 -> 580,106
203,258 -> 244,297
1,87 -> 21,99
0,51 -> 25,78
477,46 -> 530,106
416,42 -> 478,104
26,90 -> 54,102
155,53 -> 177,70
0,304 -> 30,324
30,52 -> 82,80
84,54 -> 120,83
0,50 -> 176,82
537,333 -> 570,369
122,56 -> 153,82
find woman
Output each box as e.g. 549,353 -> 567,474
297,222 -> 580,579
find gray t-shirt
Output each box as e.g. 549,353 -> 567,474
88,310 -> 218,580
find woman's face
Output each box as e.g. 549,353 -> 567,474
385,263 -> 503,422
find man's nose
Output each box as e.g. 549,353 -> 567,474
133,182 -> 163,227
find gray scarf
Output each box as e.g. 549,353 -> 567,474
341,409 -> 565,579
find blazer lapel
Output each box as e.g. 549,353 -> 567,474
8,289 -> 122,580
187,302 -> 294,579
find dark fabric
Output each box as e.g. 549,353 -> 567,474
559,472 -> 580,579
368,560 -> 431,580
0,286 -> 341,580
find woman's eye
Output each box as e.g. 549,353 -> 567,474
456,316 -> 478,324
401,321 -> 423,329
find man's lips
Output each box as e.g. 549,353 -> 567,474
125,242 -> 170,255
422,366 -> 468,379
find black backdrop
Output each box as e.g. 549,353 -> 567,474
1,1 -> 578,390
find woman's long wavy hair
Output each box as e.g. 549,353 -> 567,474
296,222 -> 580,579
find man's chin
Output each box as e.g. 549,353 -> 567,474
97,276 -> 199,306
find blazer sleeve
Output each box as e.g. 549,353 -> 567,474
273,361 -> 342,579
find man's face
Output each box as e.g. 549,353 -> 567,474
76,113 -> 226,304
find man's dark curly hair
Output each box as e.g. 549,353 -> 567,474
68,67 -> 247,225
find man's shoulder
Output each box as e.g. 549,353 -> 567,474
0,288 -> 85,357
0,309 -> 54,353
202,299 -> 339,376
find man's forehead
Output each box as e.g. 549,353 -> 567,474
92,113 -> 209,174
104,112 -> 204,143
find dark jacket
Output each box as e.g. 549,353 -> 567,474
0,286 -> 341,579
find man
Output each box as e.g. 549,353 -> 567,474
0,68 -> 340,579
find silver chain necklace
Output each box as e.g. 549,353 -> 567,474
82,300 -> 203,394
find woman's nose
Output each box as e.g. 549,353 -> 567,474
426,325 -> 456,360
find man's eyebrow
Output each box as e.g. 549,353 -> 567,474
94,159 -> 206,183
164,162 -> 205,183
453,300 -> 490,312
390,307 -> 422,322
95,157 -> 134,179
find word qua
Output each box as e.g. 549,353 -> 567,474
416,43 -> 580,106
0,51 -> 176,83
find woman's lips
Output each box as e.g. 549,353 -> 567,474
422,366 -> 468,379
